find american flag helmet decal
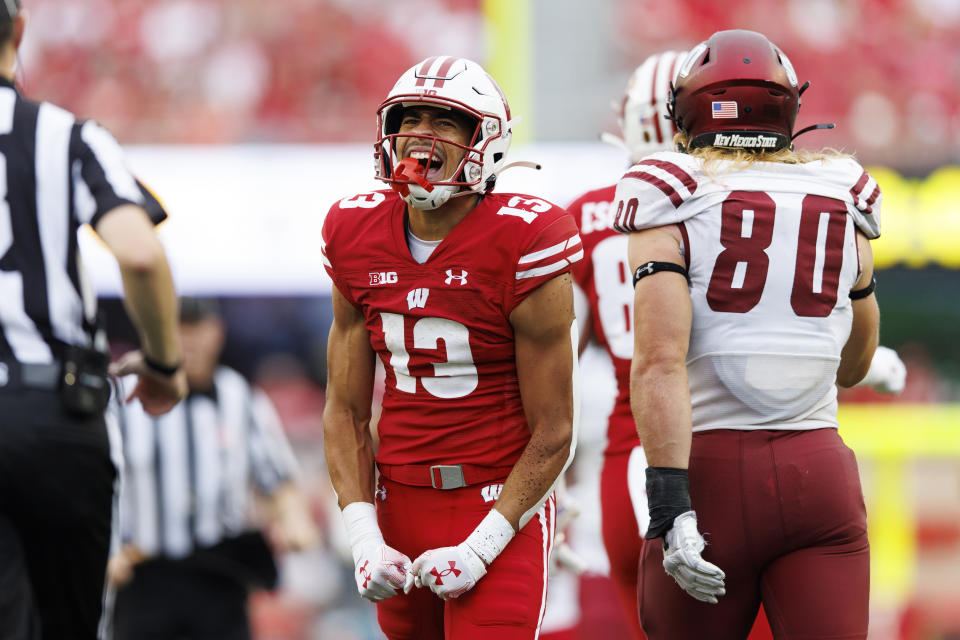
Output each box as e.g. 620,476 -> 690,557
711,101 -> 738,118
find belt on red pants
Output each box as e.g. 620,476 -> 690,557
377,463 -> 512,490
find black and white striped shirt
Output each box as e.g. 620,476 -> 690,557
114,366 -> 299,559
0,76 -> 162,364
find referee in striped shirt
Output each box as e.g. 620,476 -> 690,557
108,298 -> 319,640
0,2 -> 187,639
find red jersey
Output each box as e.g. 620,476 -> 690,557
568,184 -> 638,457
322,190 -> 582,468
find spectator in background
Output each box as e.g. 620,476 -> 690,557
108,297 -> 319,640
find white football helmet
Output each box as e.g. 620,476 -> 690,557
618,50 -> 688,163
375,56 -> 512,210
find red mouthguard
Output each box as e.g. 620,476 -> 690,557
392,157 -> 434,197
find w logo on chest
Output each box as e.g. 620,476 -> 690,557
407,288 -> 430,310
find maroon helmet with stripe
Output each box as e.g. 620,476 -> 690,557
668,30 -> 804,152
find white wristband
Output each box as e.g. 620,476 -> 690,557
341,502 -> 383,563
464,508 -> 516,566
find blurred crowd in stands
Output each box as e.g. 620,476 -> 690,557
18,0 -> 483,144
17,0 -> 960,172
44,0 -> 958,636
618,0 -> 960,171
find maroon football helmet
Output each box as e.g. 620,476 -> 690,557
669,30 -> 819,152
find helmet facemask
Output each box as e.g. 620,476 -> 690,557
374,57 -> 513,210
376,102 -> 486,210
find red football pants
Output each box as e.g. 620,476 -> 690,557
638,428 -> 869,640
600,450 -> 647,639
376,476 -> 554,640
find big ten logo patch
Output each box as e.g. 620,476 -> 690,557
480,483 -> 503,503
370,271 -> 398,286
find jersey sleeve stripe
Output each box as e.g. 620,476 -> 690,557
623,169 -> 683,208
320,240 -> 332,268
849,171 -> 881,214
518,234 -> 582,264
637,159 -> 698,194
851,171 -> 870,197
515,247 -> 583,280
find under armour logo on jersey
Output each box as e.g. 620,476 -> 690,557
430,561 -> 462,585
481,484 -> 503,504
358,561 -> 372,588
407,288 -> 430,310
444,269 -> 468,285
370,271 -> 398,286
376,485 -> 387,502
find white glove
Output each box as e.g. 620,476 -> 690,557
858,345 -> 907,394
553,533 -> 587,575
342,502 -> 411,602
405,542 -> 487,600
662,511 -> 726,604
404,508 -> 515,600
551,481 -> 586,574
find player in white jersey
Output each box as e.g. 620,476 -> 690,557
613,30 -> 879,639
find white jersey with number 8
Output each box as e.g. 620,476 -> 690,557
613,151 -> 882,431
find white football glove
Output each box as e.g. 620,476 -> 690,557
552,480 -> 586,575
404,508 -> 515,600
662,511 -> 726,604
858,345 -> 907,394
342,502 -> 411,602
405,542 -> 487,600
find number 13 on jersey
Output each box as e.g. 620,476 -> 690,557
380,312 -> 478,399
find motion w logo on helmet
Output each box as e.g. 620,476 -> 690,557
414,56 -> 463,88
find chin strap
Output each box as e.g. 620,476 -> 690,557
391,157 -> 433,197
791,122 -> 835,141
499,160 -> 541,173
791,80 -> 835,143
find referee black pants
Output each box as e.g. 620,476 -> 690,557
0,389 -> 115,640
113,560 -> 251,640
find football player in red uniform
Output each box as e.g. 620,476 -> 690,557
567,50 -> 686,640
322,56 -> 581,640
614,30 -> 879,639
